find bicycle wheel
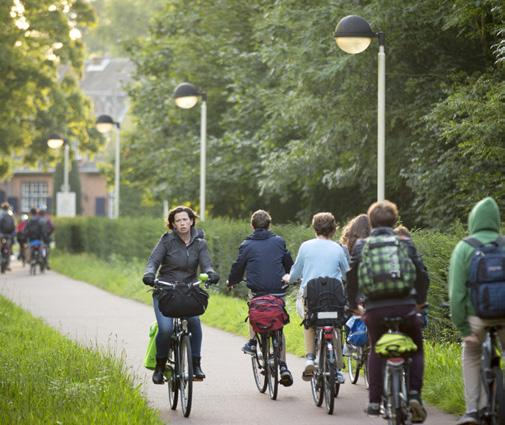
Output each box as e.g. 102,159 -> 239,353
389,368 -> 406,425
492,366 -> 505,425
179,335 -> 193,417
311,337 -> 324,407
252,335 -> 267,393
266,332 -> 279,400
347,345 -> 361,384
167,347 -> 178,410
323,342 -> 336,415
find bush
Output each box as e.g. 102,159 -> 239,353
54,216 -> 462,343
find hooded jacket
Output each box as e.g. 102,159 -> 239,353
228,228 -> 294,295
144,227 -> 214,283
449,197 -> 502,337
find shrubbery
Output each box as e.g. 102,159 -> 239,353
55,216 -> 464,342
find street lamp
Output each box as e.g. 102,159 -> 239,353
96,114 -> 120,219
173,82 -> 207,221
334,15 -> 385,202
47,134 -> 70,193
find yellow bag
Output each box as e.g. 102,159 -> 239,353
143,321 -> 158,370
375,332 -> 417,358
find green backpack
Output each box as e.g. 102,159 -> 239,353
358,235 -> 416,300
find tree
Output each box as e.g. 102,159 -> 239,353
0,1 -> 98,177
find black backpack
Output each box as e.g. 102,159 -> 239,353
0,214 -> 15,234
24,218 -> 43,241
464,236 -> 505,319
304,277 -> 346,328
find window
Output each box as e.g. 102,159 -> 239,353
21,182 -> 49,212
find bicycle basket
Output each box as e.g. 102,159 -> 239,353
375,332 -> 417,358
155,283 -> 209,318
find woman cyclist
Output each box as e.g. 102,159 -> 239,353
143,206 -> 219,384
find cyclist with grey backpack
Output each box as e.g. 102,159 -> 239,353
346,200 -> 429,423
449,197 -> 505,425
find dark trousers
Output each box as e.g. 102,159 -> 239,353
363,304 -> 424,403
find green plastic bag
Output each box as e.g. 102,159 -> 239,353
144,321 -> 158,370
375,332 -> 417,358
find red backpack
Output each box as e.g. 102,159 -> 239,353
247,295 -> 289,334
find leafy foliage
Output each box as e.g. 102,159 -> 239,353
123,0 -> 505,225
0,0 -> 98,177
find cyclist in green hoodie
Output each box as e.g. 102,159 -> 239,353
449,197 -> 505,425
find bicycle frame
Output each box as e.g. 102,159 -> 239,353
311,324 -> 342,415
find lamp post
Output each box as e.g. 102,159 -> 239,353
173,82 -> 207,221
96,115 -> 120,219
334,15 -> 385,202
47,134 -> 70,193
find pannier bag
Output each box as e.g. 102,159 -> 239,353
144,321 -> 158,370
345,315 -> 368,347
358,235 -> 416,300
304,277 -> 346,328
155,282 -> 209,318
464,236 -> 505,319
375,332 -> 417,358
248,295 -> 289,334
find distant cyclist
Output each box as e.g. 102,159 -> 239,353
38,207 -> 54,269
23,208 -> 44,262
0,202 -> 16,270
16,214 -> 28,264
449,197 -> 505,425
143,206 -> 219,384
346,200 -> 429,423
228,209 -> 294,386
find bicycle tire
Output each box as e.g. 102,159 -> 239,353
311,336 -> 324,407
323,342 -> 336,415
266,332 -> 279,400
347,346 -> 361,384
167,347 -> 178,410
179,335 -> 193,417
389,367 -> 405,425
252,335 -> 267,393
1,261 -> 6,274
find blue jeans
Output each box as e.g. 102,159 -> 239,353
153,296 -> 202,359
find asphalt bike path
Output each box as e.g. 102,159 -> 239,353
0,262 -> 456,425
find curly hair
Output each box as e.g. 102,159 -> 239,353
340,214 -> 371,253
312,212 -> 337,237
167,206 -> 198,230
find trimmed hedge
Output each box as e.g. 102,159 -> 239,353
54,216 -> 464,342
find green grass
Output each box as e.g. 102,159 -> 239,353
51,250 -> 464,414
0,295 -> 163,425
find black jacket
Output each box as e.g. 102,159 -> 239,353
144,227 -> 214,283
228,228 -> 294,295
346,227 -> 429,311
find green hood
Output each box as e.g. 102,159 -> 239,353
468,197 -> 501,234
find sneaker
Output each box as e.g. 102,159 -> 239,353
409,391 -> 427,423
336,370 -> 345,384
365,402 -> 381,416
302,354 -> 315,381
455,411 -> 479,425
279,363 -> 293,387
241,339 -> 257,355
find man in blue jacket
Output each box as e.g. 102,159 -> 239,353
228,209 -> 294,386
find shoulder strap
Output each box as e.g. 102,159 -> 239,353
463,236 -> 484,250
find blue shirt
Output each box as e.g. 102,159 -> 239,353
289,238 -> 349,291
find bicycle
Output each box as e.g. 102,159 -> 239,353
347,340 -> 369,388
479,324 -> 505,425
376,316 -> 417,425
155,274 -> 209,418
29,240 -> 47,275
251,327 -> 285,400
0,236 -> 10,273
310,316 -> 344,415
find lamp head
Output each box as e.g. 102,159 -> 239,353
334,15 -> 375,54
96,114 -> 116,133
47,134 -> 64,149
173,83 -> 200,109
